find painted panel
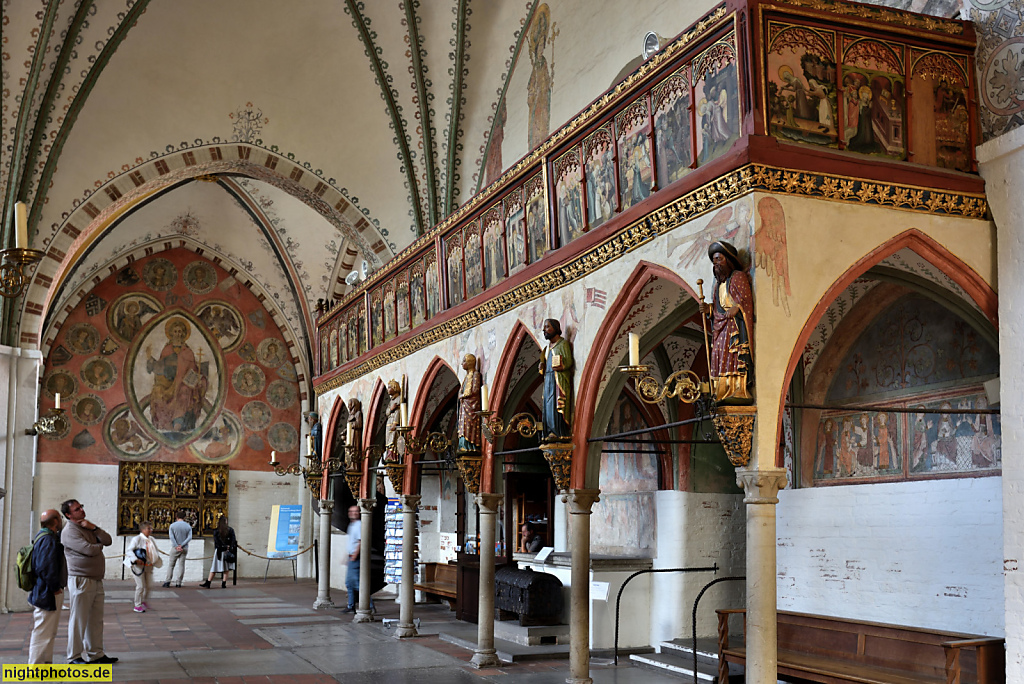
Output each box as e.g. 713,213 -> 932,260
841,38 -> 906,159
584,124 -> 616,229
766,23 -> 839,148
396,271 -> 411,335
424,253 -> 440,320
505,189 -> 526,276
694,31 -> 740,165
554,145 -> 583,247
483,206 -> 507,290
410,259 -> 426,329
525,173 -> 549,264
910,50 -> 971,172
464,221 -> 484,300
383,281 -> 396,342
370,289 -> 384,348
446,233 -> 464,307
616,97 -> 653,211
653,64 -> 694,188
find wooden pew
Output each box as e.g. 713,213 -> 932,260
716,609 -> 1005,684
415,562 -> 457,609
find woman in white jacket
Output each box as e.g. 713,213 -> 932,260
125,521 -> 162,613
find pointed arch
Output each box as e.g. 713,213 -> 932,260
406,356 -> 461,494
574,261 -> 700,489
320,396 -> 348,499
362,378 -> 389,499
775,228 -> 999,468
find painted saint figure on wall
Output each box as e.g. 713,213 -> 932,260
699,241 -> 754,403
146,317 -> 209,433
538,318 -> 573,441
527,4 -> 556,150
457,354 -> 483,453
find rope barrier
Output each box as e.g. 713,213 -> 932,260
106,541 -> 315,562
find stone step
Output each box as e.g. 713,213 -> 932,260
661,636 -> 723,665
630,651 -> 720,681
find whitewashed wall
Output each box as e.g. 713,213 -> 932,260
777,477 -> 1003,636
978,123 -> 1024,679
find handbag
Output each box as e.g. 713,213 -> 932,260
223,548 -> 237,564
130,547 -> 148,576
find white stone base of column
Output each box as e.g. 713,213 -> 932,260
353,609 -> 374,623
394,622 -> 418,638
313,597 -> 335,610
470,649 -> 500,668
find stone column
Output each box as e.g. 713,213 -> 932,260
354,497 -> 376,623
736,468 -> 787,684
313,500 -> 335,609
395,494 -> 421,638
564,488 -> 600,684
471,492 -> 503,668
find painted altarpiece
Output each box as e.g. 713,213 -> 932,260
693,32 -> 740,165
616,98 -> 653,211
410,259 -> 427,329
482,207 -> 506,290
117,461 -> 228,537
396,271 -> 411,335
464,221 -> 485,300
766,23 -> 839,148
653,64 -> 694,188
584,124 -> 617,229
525,173 -> 548,265
382,281 -> 397,342
446,233 -> 464,307
554,145 -> 583,248
505,188 -> 527,276
370,290 -> 384,348
841,38 -> 906,159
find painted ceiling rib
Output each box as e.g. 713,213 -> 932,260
404,0 -> 439,227
475,0 -> 539,196
28,0 -> 152,235
345,0 -> 426,236
2,0 -> 62,248
443,0 -> 469,218
18,0 -> 95,232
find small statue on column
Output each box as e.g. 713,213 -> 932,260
383,379 -> 403,463
347,398 -> 363,452
305,411 -> 322,461
698,240 -> 754,403
457,354 -> 483,453
539,318 -> 574,441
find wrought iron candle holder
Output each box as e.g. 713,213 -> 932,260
478,410 -> 542,441
618,364 -> 706,405
476,409 -> 574,493
270,451 -> 326,496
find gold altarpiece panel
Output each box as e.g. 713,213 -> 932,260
118,461 -> 229,537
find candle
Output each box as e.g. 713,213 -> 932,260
628,333 -> 640,367
346,423 -> 354,445
481,384 -> 489,412
54,393 -> 61,410
14,202 -> 28,250
400,402 -> 408,427
307,433 -> 314,455
270,450 -> 278,465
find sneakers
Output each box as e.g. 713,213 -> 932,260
141,602 -> 150,611
161,581 -> 171,588
133,606 -> 145,613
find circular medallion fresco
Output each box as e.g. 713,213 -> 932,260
142,258 -> 178,292
257,338 -> 287,368
44,370 -> 78,400
268,422 -> 298,453
183,261 -> 217,294
103,404 -> 160,460
232,363 -> 266,397
125,310 -> 225,449
107,292 -> 163,343
266,379 -> 297,410
241,400 -> 273,431
66,323 -> 100,355
188,410 -> 244,463
277,363 -> 298,382
73,394 -> 106,426
196,300 -> 245,351
80,356 -> 117,392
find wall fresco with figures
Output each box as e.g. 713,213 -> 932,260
40,248 -> 302,469
811,293 -> 999,483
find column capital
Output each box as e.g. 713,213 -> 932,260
736,468 -> 788,504
400,494 -> 421,508
359,497 -> 376,514
562,488 -> 600,514
475,492 -> 502,512
318,499 -> 334,512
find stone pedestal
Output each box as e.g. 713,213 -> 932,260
564,488 -> 600,684
471,492 -> 503,668
354,497 -> 376,623
313,500 -> 335,610
736,468 -> 787,684
395,494 -> 421,638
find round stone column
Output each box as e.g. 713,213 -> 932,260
736,468 -> 787,684
395,494 -> 421,638
354,497 -> 376,623
471,492 -> 504,668
564,488 -> 600,684
313,500 -> 335,610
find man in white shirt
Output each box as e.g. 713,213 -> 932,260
162,511 -> 192,588
344,505 -> 360,612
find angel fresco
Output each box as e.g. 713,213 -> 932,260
753,196 -> 791,317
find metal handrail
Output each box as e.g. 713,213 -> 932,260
612,564 -> 718,665
691,576 -> 744,684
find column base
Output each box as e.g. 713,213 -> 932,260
312,597 -> 335,611
353,609 -> 374,623
393,622 -> 418,639
565,678 -> 593,684
470,649 -> 501,669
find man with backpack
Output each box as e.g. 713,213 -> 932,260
28,509 -> 67,664
61,499 -> 117,665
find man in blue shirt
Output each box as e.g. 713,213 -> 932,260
162,511 -> 192,588
344,505 -> 361,612
29,509 -> 67,664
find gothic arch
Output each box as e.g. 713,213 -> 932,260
775,228 -> 999,468
320,396 -> 349,499
362,378 -> 389,499
406,356 -> 461,494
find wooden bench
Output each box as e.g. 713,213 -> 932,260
716,609 -> 1004,684
415,562 -> 457,609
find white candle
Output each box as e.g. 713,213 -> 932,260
346,423 -> 354,445
14,202 -> 28,250
307,434 -> 314,455
400,402 -> 408,427
628,333 -> 640,367
270,450 -> 278,465
481,384 -> 489,412
54,392 -> 61,410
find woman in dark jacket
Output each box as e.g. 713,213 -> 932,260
200,516 -> 236,588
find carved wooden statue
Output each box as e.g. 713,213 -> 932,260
539,318 -> 574,441
699,240 -> 754,403
457,353 -> 483,452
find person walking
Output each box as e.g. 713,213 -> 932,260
28,509 -> 67,664
61,498 -> 117,665
200,516 -> 236,588
162,511 -> 192,588
126,521 -> 161,612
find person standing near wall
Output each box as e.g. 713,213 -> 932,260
344,505 -> 361,613
126,521 -> 161,613
61,498 -> 117,665
28,509 -> 67,664
163,511 -> 192,588
200,516 -> 236,588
